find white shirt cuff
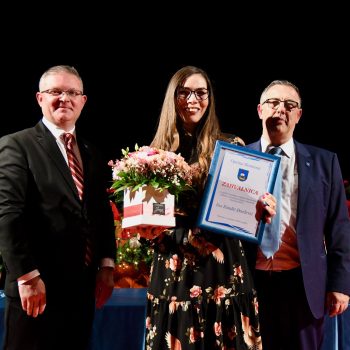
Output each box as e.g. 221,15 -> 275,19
100,258 -> 115,269
17,269 -> 40,285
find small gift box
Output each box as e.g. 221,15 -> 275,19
122,185 -> 176,228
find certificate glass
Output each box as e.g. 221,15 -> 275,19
197,141 -> 281,243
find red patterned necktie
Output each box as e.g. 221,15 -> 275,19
62,133 -> 92,266
62,133 -> 84,201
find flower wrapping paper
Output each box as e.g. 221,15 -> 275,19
122,185 -> 176,228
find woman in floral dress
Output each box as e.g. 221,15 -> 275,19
143,66 -> 276,350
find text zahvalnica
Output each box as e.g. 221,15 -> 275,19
221,181 -> 259,195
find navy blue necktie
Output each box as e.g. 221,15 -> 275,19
260,147 -> 283,258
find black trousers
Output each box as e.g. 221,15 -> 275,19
255,268 -> 324,350
2,268 -> 96,350
3,293 -> 95,350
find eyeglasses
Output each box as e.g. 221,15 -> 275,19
262,98 -> 299,111
40,89 -> 83,98
177,87 -> 209,101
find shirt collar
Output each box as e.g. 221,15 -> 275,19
42,117 -> 76,140
260,137 -> 295,158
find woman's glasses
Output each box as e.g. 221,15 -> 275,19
177,88 -> 209,101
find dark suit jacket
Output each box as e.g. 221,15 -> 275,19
246,140 -> 350,319
0,121 -> 116,298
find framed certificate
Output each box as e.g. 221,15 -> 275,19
197,141 -> 280,244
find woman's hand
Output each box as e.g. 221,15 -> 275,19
256,193 -> 277,224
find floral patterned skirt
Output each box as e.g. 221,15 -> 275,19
145,228 -> 262,350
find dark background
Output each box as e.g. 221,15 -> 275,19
2,58 -> 349,181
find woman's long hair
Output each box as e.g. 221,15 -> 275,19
151,66 -> 222,189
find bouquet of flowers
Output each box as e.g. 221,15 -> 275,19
108,145 -> 197,287
108,144 -> 196,204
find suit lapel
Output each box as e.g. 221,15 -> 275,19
295,141 -> 312,220
34,122 -> 81,201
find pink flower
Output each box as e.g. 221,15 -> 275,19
169,254 -> 181,271
214,322 -> 222,336
190,285 -> 202,298
109,145 -> 198,203
189,327 -> 204,343
146,317 -> 151,329
213,286 -> 227,305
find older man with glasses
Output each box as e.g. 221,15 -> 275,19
245,80 -> 350,350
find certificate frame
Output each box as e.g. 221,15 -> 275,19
197,141 -> 280,244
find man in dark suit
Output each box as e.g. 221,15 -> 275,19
246,80 -> 350,350
0,65 -> 116,349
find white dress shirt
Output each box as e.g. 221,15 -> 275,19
256,137 -> 301,271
